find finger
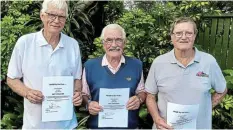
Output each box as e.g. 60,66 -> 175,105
30,92 -> 43,102
27,95 -> 37,104
73,91 -> 81,97
159,121 -> 172,129
127,98 -> 138,108
90,106 -> 102,112
127,105 -> 136,110
33,90 -> 44,98
73,98 -> 82,106
89,108 -> 101,115
127,96 -> 135,105
90,102 -> 102,109
128,102 -> 140,110
30,90 -> 44,102
73,94 -> 81,102
73,97 -> 81,103
74,101 -> 82,106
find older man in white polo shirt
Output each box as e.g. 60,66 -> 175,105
7,0 -> 82,129
146,17 -> 227,129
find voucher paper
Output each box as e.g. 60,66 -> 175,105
98,88 -> 129,127
167,102 -> 199,129
42,76 -> 73,122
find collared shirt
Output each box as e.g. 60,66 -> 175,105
7,29 -> 82,129
145,48 -> 226,129
82,54 -> 145,97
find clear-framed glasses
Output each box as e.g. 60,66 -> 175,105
103,38 -> 124,45
45,12 -> 66,22
172,31 -> 194,38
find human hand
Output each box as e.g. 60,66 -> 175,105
155,116 -> 173,130
25,89 -> 44,104
126,95 -> 140,110
88,101 -> 103,115
73,91 -> 82,106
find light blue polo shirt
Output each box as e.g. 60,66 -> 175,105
145,48 -> 226,129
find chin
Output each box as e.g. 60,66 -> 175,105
49,29 -> 62,34
177,47 -> 193,52
109,52 -> 122,57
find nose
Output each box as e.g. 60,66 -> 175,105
181,32 -> 187,39
111,40 -> 118,46
53,16 -> 60,23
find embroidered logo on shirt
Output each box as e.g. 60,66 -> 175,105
126,77 -> 131,81
196,71 -> 209,77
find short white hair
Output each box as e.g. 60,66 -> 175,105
100,24 -> 126,40
41,0 -> 68,17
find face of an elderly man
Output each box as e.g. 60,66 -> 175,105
40,4 -> 66,34
171,22 -> 196,51
103,28 -> 125,58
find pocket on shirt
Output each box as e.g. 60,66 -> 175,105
195,77 -> 210,92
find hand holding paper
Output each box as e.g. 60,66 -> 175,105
73,91 -> 82,106
126,96 -> 140,110
155,116 -> 173,129
25,89 -> 44,104
88,101 -> 103,115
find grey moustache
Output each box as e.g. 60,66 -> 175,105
109,48 -> 121,51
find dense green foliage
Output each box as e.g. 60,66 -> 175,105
1,1 -> 233,129
1,1 -> 38,128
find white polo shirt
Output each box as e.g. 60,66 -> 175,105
145,48 -> 226,129
7,30 -> 82,129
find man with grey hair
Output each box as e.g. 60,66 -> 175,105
7,0 -> 82,129
146,17 -> 227,129
82,23 -> 146,129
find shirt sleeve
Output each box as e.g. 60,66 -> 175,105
145,60 -> 158,94
82,68 -> 91,98
74,42 -> 82,79
135,72 -> 145,94
7,38 -> 24,79
210,59 -> 226,93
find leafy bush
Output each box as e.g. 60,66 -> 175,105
212,69 -> 233,128
1,1 -> 37,129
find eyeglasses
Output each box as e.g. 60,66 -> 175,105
172,31 -> 194,38
45,12 -> 66,22
103,38 -> 124,45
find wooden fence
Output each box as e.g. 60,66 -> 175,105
196,14 -> 233,70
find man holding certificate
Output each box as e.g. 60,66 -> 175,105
7,0 -> 82,129
145,17 -> 227,129
82,24 -> 146,129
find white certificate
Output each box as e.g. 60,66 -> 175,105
167,102 -> 199,129
98,88 -> 129,127
42,76 -> 73,122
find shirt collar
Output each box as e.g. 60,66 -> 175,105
37,29 -> 64,48
170,47 -> 201,64
102,54 -> 125,67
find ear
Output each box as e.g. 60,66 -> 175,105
170,35 -> 174,45
124,39 -> 127,45
103,43 -> 108,52
193,33 -> 197,40
40,12 -> 45,21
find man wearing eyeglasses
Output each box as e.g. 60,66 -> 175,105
146,17 -> 227,129
82,24 -> 146,129
7,0 -> 82,129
